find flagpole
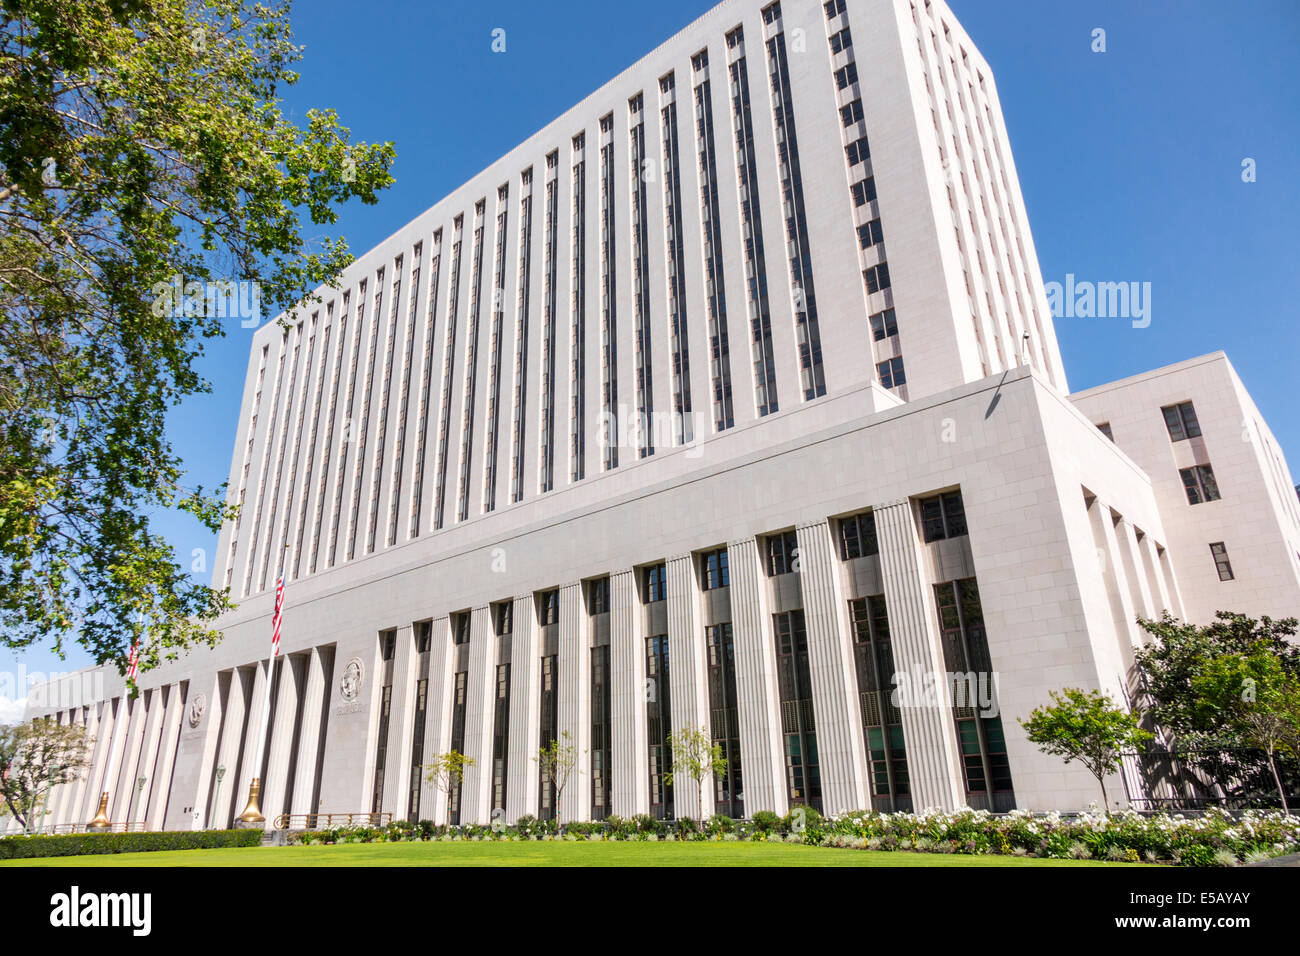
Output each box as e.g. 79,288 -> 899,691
237,546 -> 287,827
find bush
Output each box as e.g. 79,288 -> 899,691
706,814 -> 735,836
750,810 -> 781,834
0,828 -> 263,860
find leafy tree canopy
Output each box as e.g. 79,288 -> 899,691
0,0 -> 395,675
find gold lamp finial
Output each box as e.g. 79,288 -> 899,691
236,778 -> 265,826
87,792 -> 111,830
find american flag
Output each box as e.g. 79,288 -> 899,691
271,570 -> 285,657
126,639 -> 140,682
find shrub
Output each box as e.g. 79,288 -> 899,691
0,829 -> 263,860
706,814 -> 735,836
751,810 -> 781,834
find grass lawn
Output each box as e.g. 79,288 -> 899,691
0,841 -> 1144,867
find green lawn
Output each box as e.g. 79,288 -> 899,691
1,840 -> 1142,867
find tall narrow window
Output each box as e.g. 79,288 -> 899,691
539,152 -> 560,491
766,30 -> 826,400
1209,542 -> 1234,581
456,202 -> 487,522
599,114 -> 619,470
935,578 -> 1014,810
491,662 -> 511,816
591,644 -> 612,819
660,72 -> 694,446
628,93 -> 655,459
510,174 -> 533,503
706,623 -> 743,818
365,258 -> 404,552
409,233 -> 443,536
538,654 -> 559,819
728,38 -> 779,416
646,634 -> 673,819
370,630 -> 397,814
309,302 -> 344,575
692,52 -> 735,431
1180,464 -> 1221,504
329,284 -> 364,565
294,307 -> 332,576
850,596 -> 910,810
347,272 -> 385,561
482,189 -> 509,513
1161,402 -> 1201,442
447,669 -> 468,824
570,137 -> 587,482
407,622 -> 431,821
774,609 -> 820,810
388,245 -> 423,545
432,219 -> 465,531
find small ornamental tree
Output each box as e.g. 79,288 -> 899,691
535,731 -> 580,821
0,718 -> 92,831
1021,688 -> 1152,814
424,751 -> 475,822
1191,649 -> 1300,814
664,724 -> 727,820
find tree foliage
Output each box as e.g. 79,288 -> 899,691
0,0 -> 395,673
1020,687 -> 1152,813
535,730 -> 579,819
664,723 -> 727,818
0,717 -> 92,830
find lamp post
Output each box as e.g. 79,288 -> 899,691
211,764 -> 226,829
128,775 -> 147,830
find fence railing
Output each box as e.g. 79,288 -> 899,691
271,812 -> 393,831
1121,747 -> 1300,811
15,821 -> 149,835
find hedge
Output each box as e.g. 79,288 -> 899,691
0,828 -> 264,860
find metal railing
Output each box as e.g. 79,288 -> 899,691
271,811 -> 393,831
14,821 -> 149,835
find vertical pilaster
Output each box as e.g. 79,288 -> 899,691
504,595 -> 539,820
796,520 -> 868,814
609,569 -> 647,816
131,688 -> 168,826
461,606 -> 495,824
290,647 -> 329,817
148,684 -> 185,830
421,616 -> 455,824
557,581 -> 589,822
381,624 -> 419,820
233,660 -> 270,824
727,537 -> 787,815
666,554 -> 710,819
876,500 -> 965,810
262,656 -> 302,823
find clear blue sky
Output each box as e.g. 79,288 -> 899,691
4,0 -> 1298,702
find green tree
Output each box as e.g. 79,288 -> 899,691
1135,612 -> 1300,798
424,750 -> 475,822
664,723 -> 727,820
1020,688 -> 1152,814
1190,649 -> 1300,814
535,730 -> 579,821
0,1 -> 395,673
0,718 -> 92,831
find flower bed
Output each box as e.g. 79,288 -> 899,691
287,807 -> 1300,866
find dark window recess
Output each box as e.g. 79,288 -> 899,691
447,671 -> 468,824
702,548 -> 730,589
851,176 -> 877,206
850,595 -> 911,810
870,308 -> 897,341
591,645 -> 612,818
846,136 -> 871,166
1180,465 -> 1221,505
644,563 -> 668,602
646,635 -> 673,818
1162,402 -> 1202,442
839,510 -> 879,560
538,588 -> 560,625
858,218 -> 884,249
490,663 -> 510,814
834,61 -> 858,90
877,356 -> 906,390
588,577 -> 611,614
829,27 -> 853,54
1097,422 -> 1114,441
766,530 -> 800,576
919,490 -> 967,542
706,623 -> 744,818
774,610 -> 821,811
840,98 -> 864,127
1209,542 -> 1234,581
495,602 -> 513,637
537,655 -> 558,819
935,577 -> 1014,809
453,613 -> 472,645
863,262 -> 891,294
824,0 -> 846,18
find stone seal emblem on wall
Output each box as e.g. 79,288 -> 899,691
339,658 -> 364,703
188,692 -> 207,728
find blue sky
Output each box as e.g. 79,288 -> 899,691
3,0 -> 1298,708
